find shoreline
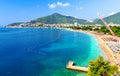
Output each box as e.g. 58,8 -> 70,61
65,28 -> 116,64
4,27 -> 118,65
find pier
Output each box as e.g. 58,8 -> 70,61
66,61 -> 88,72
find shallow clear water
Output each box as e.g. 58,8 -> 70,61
0,28 -> 105,76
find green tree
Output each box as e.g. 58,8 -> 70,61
87,56 -> 118,76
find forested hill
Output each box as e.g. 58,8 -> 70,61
30,13 -> 89,24
6,12 -> 120,27
93,12 -> 120,24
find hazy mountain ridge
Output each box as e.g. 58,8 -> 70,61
93,12 -> 120,24
30,13 -> 89,24
6,12 -> 120,27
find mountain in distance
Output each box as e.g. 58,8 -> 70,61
6,12 -> 120,27
7,22 -> 23,26
30,13 -> 89,24
7,13 -> 90,27
93,12 -> 120,24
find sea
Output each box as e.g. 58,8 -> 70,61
0,28 -> 106,76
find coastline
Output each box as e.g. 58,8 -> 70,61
4,27 -> 117,65
65,28 -> 116,64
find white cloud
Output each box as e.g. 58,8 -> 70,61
74,16 -> 78,18
76,6 -> 83,10
109,12 -> 116,16
48,2 -> 70,9
48,3 -> 57,9
79,7 -> 83,10
57,1 -> 70,7
66,14 -> 69,16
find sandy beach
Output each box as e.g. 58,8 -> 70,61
82,31 -> 116,64
66,28 -> 117,65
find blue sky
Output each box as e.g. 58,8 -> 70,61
0,0 -> 120,26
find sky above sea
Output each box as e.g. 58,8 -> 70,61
0,0 -> 120,26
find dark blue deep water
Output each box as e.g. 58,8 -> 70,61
0,28 -> 105,76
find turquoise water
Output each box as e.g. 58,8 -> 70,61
0,28 -> 105,76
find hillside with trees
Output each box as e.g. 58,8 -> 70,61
93,12 -> 120,24
30,13 -> 89,24
6,12 -> 120,27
